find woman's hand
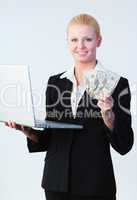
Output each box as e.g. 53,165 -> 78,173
4,120 -> 38,142
97,95 -> 115,130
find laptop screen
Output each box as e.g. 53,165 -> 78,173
0,65 -> 35,127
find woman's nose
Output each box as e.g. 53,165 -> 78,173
77,40 -> 85,48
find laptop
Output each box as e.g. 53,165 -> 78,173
0,65 -> 83,129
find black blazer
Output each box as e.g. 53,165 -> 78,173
27,72 -> 134,197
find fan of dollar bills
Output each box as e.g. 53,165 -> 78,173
84,68 -> 120,100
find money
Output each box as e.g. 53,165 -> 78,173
85,68 -> 120,99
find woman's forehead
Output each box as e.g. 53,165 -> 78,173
67,24 -> 97,37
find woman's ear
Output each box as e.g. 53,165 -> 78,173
97,36 -> 102,47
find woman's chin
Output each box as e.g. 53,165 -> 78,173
75,58 -> 91,64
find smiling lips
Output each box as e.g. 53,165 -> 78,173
76,51 -> 88,56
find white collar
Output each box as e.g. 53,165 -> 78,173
60,60 -> 104,81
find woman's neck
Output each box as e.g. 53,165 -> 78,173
74,60 -> 97,86
75,60 -> 97,71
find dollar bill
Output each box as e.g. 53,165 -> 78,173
84,67 -> 120,100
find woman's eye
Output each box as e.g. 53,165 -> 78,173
85,38 -> 93,42
71,38 -> 77,42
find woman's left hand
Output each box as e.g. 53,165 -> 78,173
97,95 -> 115,130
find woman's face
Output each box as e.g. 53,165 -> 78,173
67,24 -> 101,64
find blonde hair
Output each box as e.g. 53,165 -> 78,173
67,13 -> 101,38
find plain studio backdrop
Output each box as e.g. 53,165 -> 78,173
0,0 -> 136,200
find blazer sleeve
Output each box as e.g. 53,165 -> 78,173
27,77 -> 53,153
103,77 -> 134,155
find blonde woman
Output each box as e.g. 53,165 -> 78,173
5,14 -> 134,200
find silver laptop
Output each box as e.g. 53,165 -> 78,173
0,65 -> 83,129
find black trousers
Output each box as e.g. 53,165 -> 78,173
45,191 -> 116,200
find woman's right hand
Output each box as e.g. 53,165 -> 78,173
4,120 -> 38,142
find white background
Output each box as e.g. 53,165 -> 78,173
0,0 -> 137,200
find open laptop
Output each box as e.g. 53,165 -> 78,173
0,65 -> 83,129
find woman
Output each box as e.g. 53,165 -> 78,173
5,14 -> 134,200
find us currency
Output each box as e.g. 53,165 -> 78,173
85,69 -> 120,100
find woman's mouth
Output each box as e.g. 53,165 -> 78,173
77,52 -> 88,56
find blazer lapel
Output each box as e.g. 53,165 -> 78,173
58,78 -> 73,119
